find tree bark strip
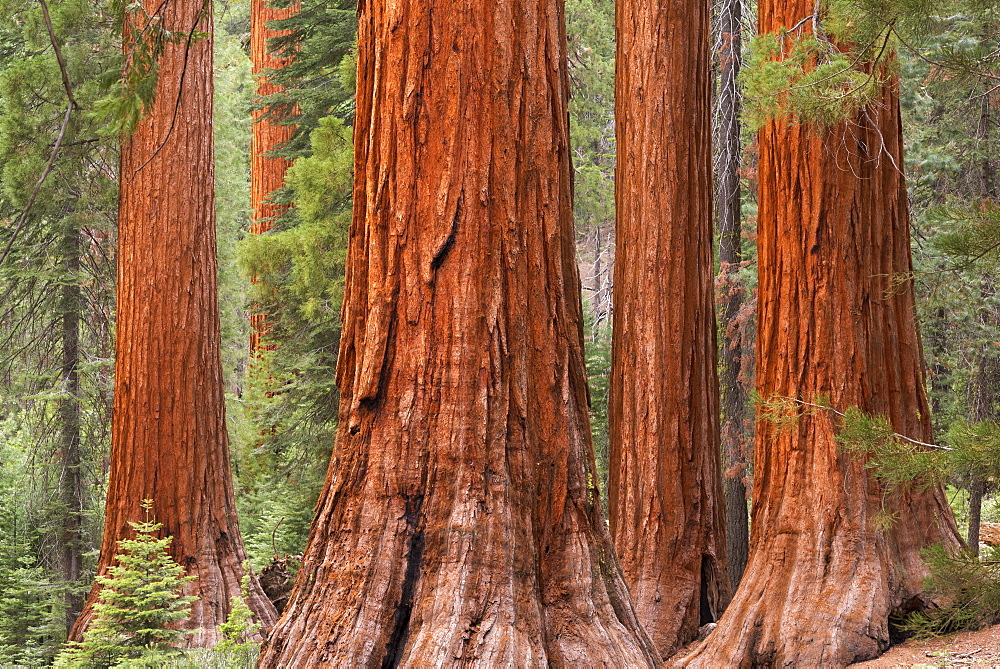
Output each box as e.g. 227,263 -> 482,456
681,21 -> 963,666
69,0 -> 276,645
609,0 -> 730,657
258,0 -> 659,664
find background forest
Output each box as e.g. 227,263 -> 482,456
3,0 -> 1000,664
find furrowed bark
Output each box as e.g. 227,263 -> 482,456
257,0 -> 658,665
69,0 -> 276,645
609,0 -> 730,657
680,21 -> 963,666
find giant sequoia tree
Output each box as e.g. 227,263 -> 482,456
609,0 -> 729,657
249,0 -> 297,357
681,9 -> 963,668
257,0 -> 658,664
69,0 -> 276,645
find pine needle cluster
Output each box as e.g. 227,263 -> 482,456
897,544 -> 1000,637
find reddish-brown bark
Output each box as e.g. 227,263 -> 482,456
257,0 -> 659,665
609,0 -> 729,658
680,18 -> 962,669
69,0 -> 276,645
248,0 -> 297,358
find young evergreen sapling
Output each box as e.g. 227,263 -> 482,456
53,500 -> 196,667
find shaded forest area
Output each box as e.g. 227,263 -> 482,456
4,0 -> 1000,665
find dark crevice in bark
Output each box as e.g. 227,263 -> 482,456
383,493 -> 425,668
699,555 -> 715,625
431,196 -> 462,272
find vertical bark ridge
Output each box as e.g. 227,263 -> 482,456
257,0 -> 658,665
609,0 -> 730,658
679,16 -> 962,665
70,0 -> 276,646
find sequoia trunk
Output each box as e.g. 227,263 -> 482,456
248,0 -> 297,357
609,0 -> 729,657
680,16 -> 962,669
257,0 -> 658,665
69,0 -> 276,645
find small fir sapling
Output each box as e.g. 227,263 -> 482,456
53,500 -> 196,667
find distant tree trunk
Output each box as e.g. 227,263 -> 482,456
715,0 -> 750,594
69,0 -> 276,645
257,0 -> 659,664
926,305 -> 951,431
967,275 -> 1000,557
968,479 -> 984,555
248,0 -> 297,359
58,217 -> 83,633
682,26 -> 963,669
592,224 -> 610,329
609,0 -> 729,658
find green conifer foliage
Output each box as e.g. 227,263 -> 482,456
235,116 -> 352,565
258,0 -> 357,158
906,543 -> 1000,636
214,574 -> 262,663
53,501 -> 196,668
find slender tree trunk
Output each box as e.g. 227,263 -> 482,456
592,224 -> 605,328
69,0 -> 276,645
968,479 -> 984,556
58,217 -> 83,633
248,0 -> 297,358
609,0 -> 729,658
258,0 -> 659,664
715,0 -> 750,594
680,42 -> 963,669
927,305 -> 950,431
966,275 -> 1000,558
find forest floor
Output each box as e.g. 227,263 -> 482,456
851,624 -> 1000,667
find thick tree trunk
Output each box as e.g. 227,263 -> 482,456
69,0 -> 276,646
58,217 -> 83,633
680,40 -> 963,669
257,0 -> 659,665
609,0 -> 730,659
714,0 -> 750,594
248,0 -> 297,358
